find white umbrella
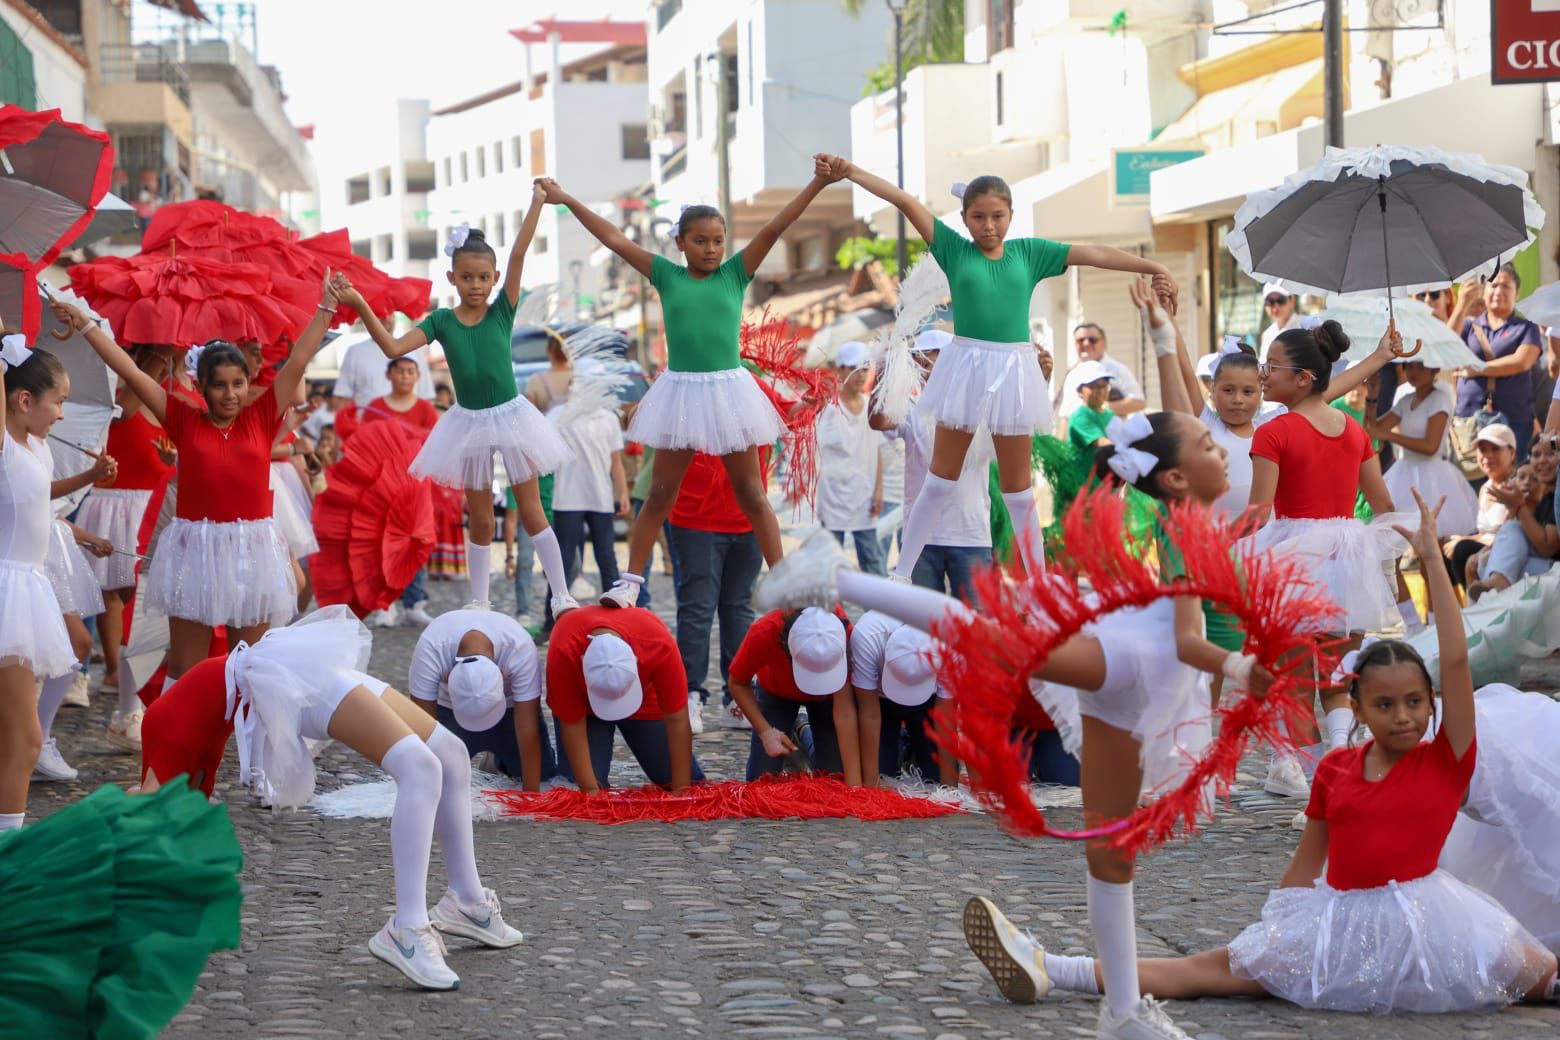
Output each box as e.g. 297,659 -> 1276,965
1319,295 -> 1482,373
65,191 -> 136,249
1516,281 -> 1560,330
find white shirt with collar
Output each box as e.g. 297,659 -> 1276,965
408,609 -> 541,710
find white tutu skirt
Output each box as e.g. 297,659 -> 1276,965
1228,869 -> 1550,1012
918,336 -> 1052,437
627,368 -> 785,454
44,520 -> 104,618
75,487 -> 153,589
0,561 -> 77,677
144,518 -> 297,629
410,395 -> 571,490
1245,514 -> 1411,633
1384,455 -> 1478,537
269,464 -> 318,559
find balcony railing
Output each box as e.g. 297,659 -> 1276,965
661,145 -> 688,181
99,42 -> 191,108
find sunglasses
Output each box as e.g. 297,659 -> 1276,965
1414,289 -> 1445,302
1264,295 -> 1289,306
1075,335 -> 1101,345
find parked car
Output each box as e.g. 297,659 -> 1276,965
511,323 -> 649,408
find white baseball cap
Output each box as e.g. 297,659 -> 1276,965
1262,282 -> 1291,300
1071,359 -> 1113,387
448,655 -> 506,732
880,625 -> 938,706
836,340 -> 871,369
787,607 -> 848,696
913,328 -> 952,354
583,631 -> 643,721
1473,423 -> 1517,451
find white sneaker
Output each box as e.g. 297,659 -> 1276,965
599,575 -> 642,609
33,738 -> 78,781
1096,996 -> 1192,1039
403,602 -> 435,627
1263,753 -> 1311,798
550,593 -> 580,616
963,896 -> 1050,1004
429,888 -> 524,949
688,699 -> 705,735
365,605 -> 400,628
720,702 -> 752,730
515,612 -> 533,628
753,530 -> 852,613
462,600 -> 492,612
106,708 -> 144,752
368,916 -> 461,989
63,671 -> 90,707
1291,809 -> 1309,831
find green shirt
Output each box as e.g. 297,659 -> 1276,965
1329,399 -> 1377,523
416,291 -> 519,410
632,445 -> 656,500
652,252 -> 753,373
928,219 -> 1070,343
1067,404 -> 1113,482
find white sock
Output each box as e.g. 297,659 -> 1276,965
1044,952 -> 1101,994
1395,600 -> 1421,630
1324,706 -> 1355,750
117,681 -> 140,716
36,673 -> 73,741
426,726 -> 486,905
0,812 -> 21,832
161,674 -> 177,695
893,473 -> 957,580
1000,487 -> 1046,574
381,733 -> 442,931
466,540 -> 492,604
837,568 -> 974,633
529,527 -> 570,601
1087,875 -> 1141,1019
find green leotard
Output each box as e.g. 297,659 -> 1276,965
416,290 -> 519,410
652,252 -> 753,373
928,219 -> 1070,343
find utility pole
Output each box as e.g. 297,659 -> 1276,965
888,0 -> 907,275
712,52 -> 734,235
1323,0 -> 1344,149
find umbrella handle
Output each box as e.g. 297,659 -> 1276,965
1377,179 -> 1395,325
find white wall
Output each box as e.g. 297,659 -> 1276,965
314,98 -> 431,282
0,6 -> 88,124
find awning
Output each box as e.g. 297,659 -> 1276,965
1155,60 -> 1324,154
1014,160 -> 1152,243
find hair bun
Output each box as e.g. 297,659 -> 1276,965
466,228 -> 488,242
1312,319 -> 1349,364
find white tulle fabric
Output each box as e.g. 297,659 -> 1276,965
226,606 -> 374,810
1407,564 -> 1560,688
1384,456 -> 1478,536
0,561 -> 76,676
1243,514 -> 1411,633
144,518 -> 297,628
269,463 -> 318,558
410,395 -> 571,490
1228,869 -> 1549,1012
74,487 -> 152,589
627,368 -> 785,453
917,336 -> 1052,437
43,519 -> 104,618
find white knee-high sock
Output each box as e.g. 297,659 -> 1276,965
530,527 -> 569,601
0,813 -> 22,832
1324,707 -> 1355,750
1087,875 -> 1141,1018
426,725 -> 485,905
381,733 -> 442,931
893,474 -> 957,579
837,568 -> 974,633
1044,952 -> 1101,994
1000,487 -> 1045,574
117,681 -> 140,716
36,673 -> 73,741
466,540 -> 492,605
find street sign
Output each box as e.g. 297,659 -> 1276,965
1111,148 -> 1204,204
1492,0 -> 1560,84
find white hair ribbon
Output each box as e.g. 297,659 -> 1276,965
443,222 -> 471,257
0,332 -> 31,370
1220,335 -> 1246,356
1105,413 -> 1159,485
183,344 -> 208,380
1333,635 -> 1381,684
949,181 -> 967,200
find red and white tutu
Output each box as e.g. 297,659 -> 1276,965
74,488 -> 153,590
44,520 -> 104,618
0,561 -> 77,677
144,518 -> 296,628
627,367 -> 785,454
410,396 -> 571,490
918,335 -> 1052,437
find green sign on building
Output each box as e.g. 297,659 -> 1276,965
1112,148 -> 1204,203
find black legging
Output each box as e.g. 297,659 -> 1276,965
1444,537 -> 1486,589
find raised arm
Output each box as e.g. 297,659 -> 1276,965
329,273 -> 429,360
1070,245 -> 1178,315
536,178 -> 654,279
823,153 -> 936,242
504,183 -> 548,308
743,173 -> 831,277
1397,488 -> 1473,757
271,273 -> 339,419
50,301 -> 168,423
1131,279 -> 1193,416
1369,408 -> 1449,458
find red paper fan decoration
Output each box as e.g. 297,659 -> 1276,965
740,313 -> 839,508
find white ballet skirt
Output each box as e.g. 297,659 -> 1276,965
0,561 -> 76,677
410,395 -> 572,490
627,367 -> 785,454
1227,869 -> 1549,1012
43,519 -> 104,618
1384,455 -> 1478,537
144,518 -> 297,628
1244,513 -> 1412,633
74,487 -> 152,589
918,335 -> 1052,437
1440,684 -> 1560,953
269,463 -> 318,559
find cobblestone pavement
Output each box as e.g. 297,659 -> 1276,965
26,563 -> 1560,1040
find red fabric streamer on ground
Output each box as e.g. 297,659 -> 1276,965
930,485 -> 1343,857
488,774 -> 965,825
739,314 -> 839,508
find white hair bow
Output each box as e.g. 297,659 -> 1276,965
184,343 -> 207,380
444,222 -> 471,257
0,333 -> 31,371
1105,413 -> 1159,485
1220,335 -> 1246,356
1333,635 -> 1381,684
949,181 -> 967,200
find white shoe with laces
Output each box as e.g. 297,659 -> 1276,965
1291,809 -> 1309,831
962,896 -> 1050,1003
429,888 -> 524,948
1096,996 -> 1192,1040
687,699 -> 705,735
403,602 -> 436,627
720,702 -> 752,730
1263,753 -> 1310,798
63,671 -> 90,707
369,916 -> 461,989
33,738 -> 78,781
752,530 -> 853,614
462,600 -> 492,613
551,593 -> 580,616
599,575 -> 642,608
365,604 -> 401,628
106,708 -> 144,752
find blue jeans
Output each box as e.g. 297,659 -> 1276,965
668,524 -> 762,707
1020,728 -> 1081,786
830,528 -> 887,576
877,499 -> 901,561
878,697 -> 941,779
553,714 -> 706,788
400,566 -> 428,609
1479,518 -> 1552,583
911,544 -> 992,600
745,685 -> 841,780
544,509 -> 620,630
630,498 -> 678,608
435,704 -> 558,782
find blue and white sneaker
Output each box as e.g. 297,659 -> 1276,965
368,916 -> 460,990
429,887 -> 524,948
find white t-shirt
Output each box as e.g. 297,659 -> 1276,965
849,609 -> 947,701
1258,313 -> 1304,362
1390,382 -> 1454,461
815,398 -> 881,531
879,435 -> 905,504
1057,356 -> 1144,418
551,409 -> 624,513
301,402 -> 336,440
408,609 -> 542,709
334,338 -> 435,407
893,408 -> 991,548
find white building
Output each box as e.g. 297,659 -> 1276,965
0,1 -> 90,125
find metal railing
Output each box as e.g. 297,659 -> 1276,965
98,42 -> 191,108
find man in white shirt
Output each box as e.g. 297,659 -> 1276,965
542,381 -> 629,635
1257,282 -> 1305,361
1056,322 -> 1146,420
333,335 -> 435,409
817,340 -> 886,575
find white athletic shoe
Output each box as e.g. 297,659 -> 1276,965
963,896 -> 1050,1003
515,612 -> 533,628
1263,753 -> 1310,798
33,738 -> 78,781
403,602 -> 436,627
599,576 -> 641,609
550,593 -> 580,616
369,916 -> 461,989
720,701 -> 752,730
63,671 -> 90,707
1096,996 -> 1192,1040
106,708 -> 144,752
429,888 -> 524,949
365,604 -> 400,628
687,699 -> 705,735
462,600 -> 492,613
1291,809 -> 1309,831
752,530 -> 852,614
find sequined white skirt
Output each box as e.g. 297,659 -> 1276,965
144,518 -> 296,628
627,367 -> 785,454
410,395 -> 572,490
1243,514 -> 1411,633
44,519 -> 104,618
918,336 -> 1052,437
75,487 -> 153,589
0,560 -> 77,677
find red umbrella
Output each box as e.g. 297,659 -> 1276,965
0,106 -> 114,271
297,229 -> 431,325
140,199 -> 289,260
311,420 -> 434,617
0,252 -> 39,342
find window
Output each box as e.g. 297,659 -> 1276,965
512,135 -> 524,169
346,174 -> 370,205
692,55 -> 703,139
442,157 -> 452,186
724,52 -> 738,115
621,124 -> 650,161
493,213 -> 505,248
655,0 -> 682,32
745,20 -> 754,104
987,0 -> 1015,55
376,166 -> 392,196
995,71 -> 1004,126
475,147 -> 486,179
0,19 -> 37,110
534,235 -> 549,256
407,230 -> 437,261
493,141 -> 504,173
459,152 -> 468,182
512,209 -> 524,237
530,129 -> 546,175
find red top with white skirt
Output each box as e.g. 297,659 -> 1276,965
1249,412 -> 1373,520
163,391 -> 284,522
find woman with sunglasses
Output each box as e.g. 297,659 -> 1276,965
1257,283 -> 1304,360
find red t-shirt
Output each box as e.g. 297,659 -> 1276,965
669,447 -> 772,533
729,607 -> 852,703
1011,687 -> 1057,733
545,605 -> 689,723
360,395 -> 440,436
1249,411 -> 1373,520
1305,729 -> 1476,890
141,655 -> 234,797
163,390 -> 284,522
100,411 -> 176,491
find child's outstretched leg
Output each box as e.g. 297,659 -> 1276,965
602,448 -> 694,607
893,426 -> 975,580
993,433 -> 1045,577
464,488 -> 497,609
511,477 -> 575,614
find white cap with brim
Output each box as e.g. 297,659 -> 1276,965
1473,423 -> 1517,451
837,340 -> 871,369
913,329 -> 952,354
787,607 -> 848,696
1262,282 -> 1291,299
448,656 -> 506,732
583,632 -> 644,721
880,625 -> 938,706
1071,359 -> 1114,387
